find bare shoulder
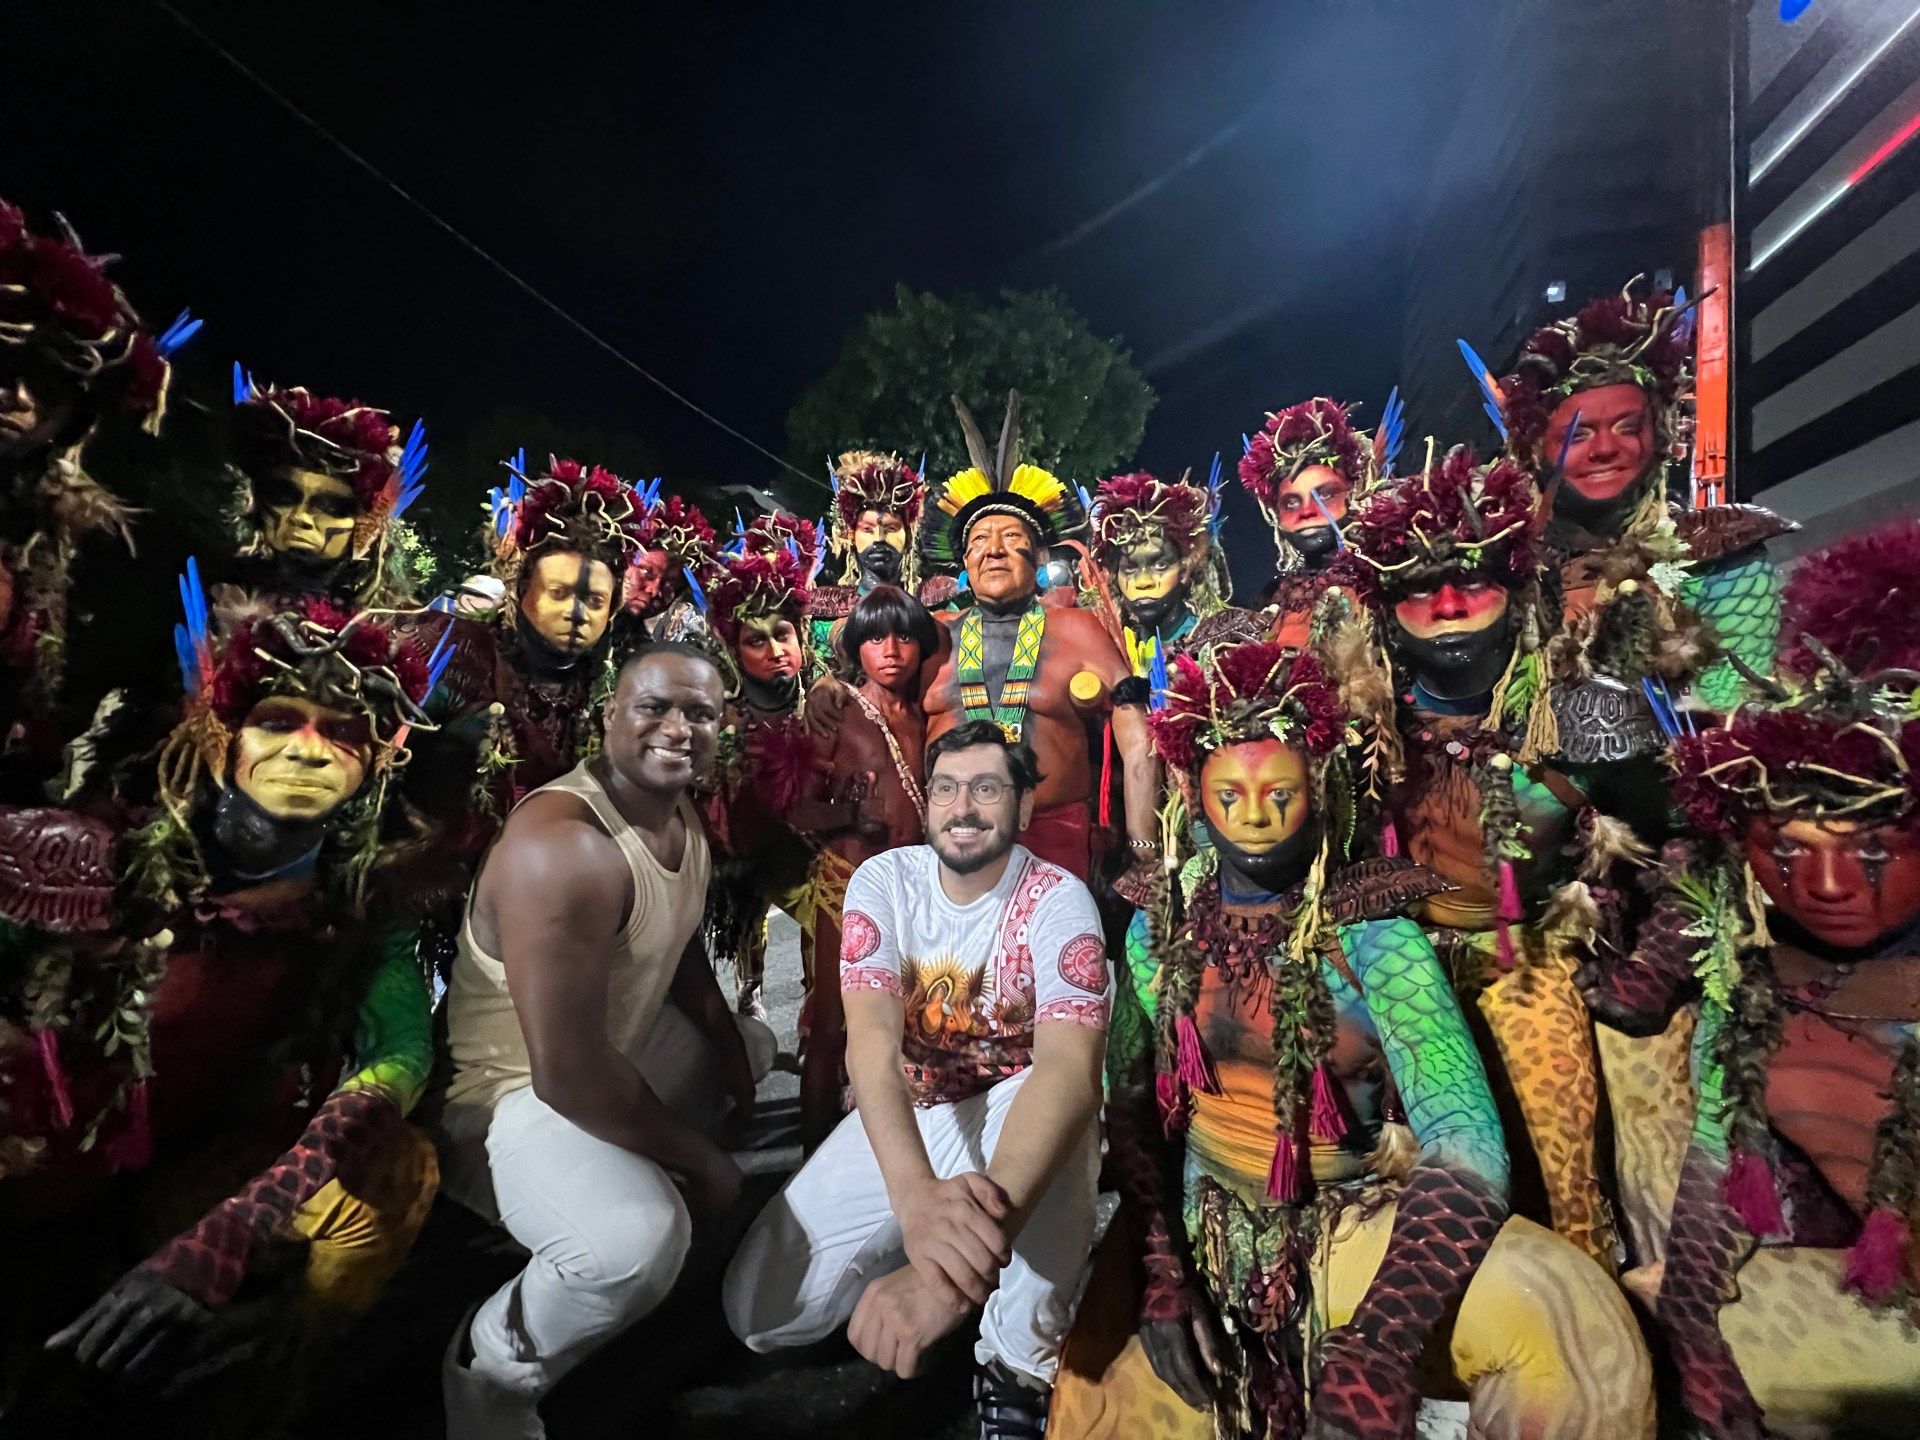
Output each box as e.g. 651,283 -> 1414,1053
478,790 -> 627,911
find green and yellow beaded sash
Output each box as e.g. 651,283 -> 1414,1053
958,602 -> 1046,740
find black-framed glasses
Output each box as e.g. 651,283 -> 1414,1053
927,775 -> 1010,806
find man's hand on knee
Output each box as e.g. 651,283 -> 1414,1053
896,1171 -> 1013,1306
847,1266 -> 971,1379
46,1270 -> 210,1377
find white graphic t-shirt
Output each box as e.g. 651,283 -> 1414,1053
839,843 -> 1111,1106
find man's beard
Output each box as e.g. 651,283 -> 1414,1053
857,542 -> 904,587
1202,811 -> 1318,897
1122,583 -> 1190,637
929,813 -> 1017,875
1282,523 -> 1339,568
1549,464 -> 1656,539
1393,622 -> 1515,703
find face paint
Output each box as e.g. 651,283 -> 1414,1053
0,361 -> 80,460
1116,534 -> 1188,633
964,514 -> 1040,606
737,614 -> 804,683
853,509 -> 908,557
858,631 -> 922,693
519,552 -> 616,658
1545,383 -> 1656,504
261,468 -> 361,563
623,549 -> 673,618
1746,816 -> 1920,952
231,696 -> 372,821
1274,463 -> 1351,536
1391,571 -> 1516,700
1197,739 -> 1318,894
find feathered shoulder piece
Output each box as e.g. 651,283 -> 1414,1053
1674,518 -> 1920,840
1148,641 -> 1345,774
0,199 -> 174,430
1500,278 -> 1693,467
489,456 -> 645,582
1338,446 -> 1540,600
1238,397 -> 1371,521
919,391 -> 1087,570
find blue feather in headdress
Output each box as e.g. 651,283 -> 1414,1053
1206,452 -> 1225,536
156,310 -> 203,359
1456,338 -> 1509,442
393,419 -> 430,518
683,566 -> 709,612
230,361 -> 256,406
1375,385 -> 1406,477
173,557 -> 213,696
1148,639 -> 1169,713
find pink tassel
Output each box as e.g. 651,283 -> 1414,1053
35,1028 -> 73,1130
1265,1131 -> 1305,1202
1496,859 -> 1523,922
1844,1208 -> 1910,1303
1379,818 -> 1400,859
1723,1149 -> 1785,1237
1155,1072 -> 1187,1134
1175,1014 -> 1218,1094
1493,917 -> 1518,971
101,1080 -> 154,1173
1309,1064 -> 1349,1143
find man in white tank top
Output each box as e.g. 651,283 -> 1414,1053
724,721 -> 1110,1439
438,643 -> 774,1440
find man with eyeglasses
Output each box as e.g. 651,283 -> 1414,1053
725,720 -> 1109,1439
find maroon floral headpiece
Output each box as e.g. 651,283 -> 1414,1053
707,548 -> 810,648
495,457 -> 647,583
636,492 -> 719,576
1500,280 -> 1691,467
1149,641 -> 1344,775
1092,471 -> 1211,562
742,510 -> 823,580
1337,447 -> 1540,601
205,596 -> 432,739
0,200 -> 171,430
232,383 -> 403,511
833,450 -> 924,533
1674,520 -> 1920,840
1238,398 -> 1369,526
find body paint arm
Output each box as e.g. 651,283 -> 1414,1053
1684,548 -> 1781,713
337,927 -> 434,1115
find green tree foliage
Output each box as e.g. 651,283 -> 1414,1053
786,286 -> 1156,484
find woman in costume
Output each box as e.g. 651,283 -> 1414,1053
2,583 -> 446,1433
1093,639 -> 1649,1440
1582,519 -> 1920,1438
786,583 -> 938,1144
222,367 -> 430,611
1332,447 -> 1629,1270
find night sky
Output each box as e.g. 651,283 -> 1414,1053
6,0 -> 1499,593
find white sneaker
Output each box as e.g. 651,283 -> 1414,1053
442,1305 -> 547,1440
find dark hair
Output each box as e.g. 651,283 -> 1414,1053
616,639 -> 724,687
840,584 -> 940,679
924,719 -> 1044,795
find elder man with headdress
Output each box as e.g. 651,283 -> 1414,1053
0,198 -> 183,787
5,584 -> 444,1428
919,393 -> 1158,894
1086,466 -> 1258,675
1578,520 -> 1920,1439
1331,448 -> 1628,1270
222,366 -> 431,611
1050,639 -> 1650,1440
704,544 -> 816,1014
1238,397 -> 1387,649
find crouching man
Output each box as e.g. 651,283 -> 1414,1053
724,720 -> 1110,1437
436,643 -> 774,1440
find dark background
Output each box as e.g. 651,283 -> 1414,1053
4,0 -> 1502,599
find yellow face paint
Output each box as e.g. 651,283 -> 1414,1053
1199,740 -> 1308,854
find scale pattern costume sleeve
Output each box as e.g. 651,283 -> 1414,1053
1309,918 -> 1511,1440
337,926 -> 434,1114
1683,548 -> 1782,713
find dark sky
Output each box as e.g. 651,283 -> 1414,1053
5,0 -> 1497,588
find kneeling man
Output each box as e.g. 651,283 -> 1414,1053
437,643 -> 773,1440
725,720 -> 1110,1437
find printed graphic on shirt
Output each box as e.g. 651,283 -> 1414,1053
838,846 -> 1110,1105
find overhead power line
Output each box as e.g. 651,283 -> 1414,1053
150,0 -> 822,492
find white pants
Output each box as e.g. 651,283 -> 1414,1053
438,1004 -> 777,1395
722,1067 -> 1101,1388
